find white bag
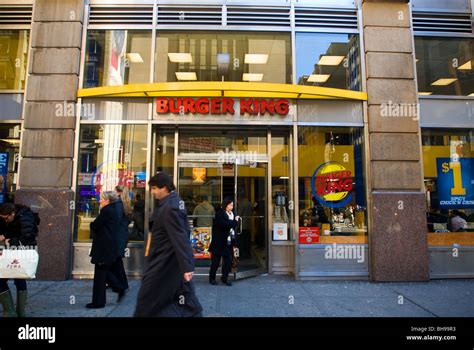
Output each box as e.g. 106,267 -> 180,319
0,248 -> 39,279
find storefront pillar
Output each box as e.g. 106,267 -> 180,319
362,0 -> 429,281
17,0 -> 85,280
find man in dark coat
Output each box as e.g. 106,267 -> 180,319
134,172 -> 202,317
87,191 -> 125,308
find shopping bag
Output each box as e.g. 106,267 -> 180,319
0,248 -> 39,279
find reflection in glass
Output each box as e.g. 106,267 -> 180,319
298,127 -> 366,243
76,124 -> 148,242
415,38 -> 474,96
0,124 -> 20,203
155,32 -> 291,83
296,33 -> 361,91
81,98 -> 149,121
84,30 -> 152,88
0,30 -> 29,90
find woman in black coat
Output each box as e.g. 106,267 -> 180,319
208,198 -> 240,286
87,191 -> 124,309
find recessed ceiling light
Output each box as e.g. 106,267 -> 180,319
307,74 -> 330,83
430,78 -> 457,86
418,92 -> 433,95
243,73 -> 263,82
317,55 -> 345,66
168,53 -> 193,63
175,72 -> 197,81
458,60 -> 472,70
126,53 -> 144,63
469,93 -> 474,97
245,54 -> 268,64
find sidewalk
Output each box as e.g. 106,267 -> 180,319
16,275 -> 474,317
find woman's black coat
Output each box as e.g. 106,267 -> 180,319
209,209 -> 238,256
2,205 -> 38,247
134,191 -> 201,317
90,202 -> 120,265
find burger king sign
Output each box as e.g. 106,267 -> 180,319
311,161 -> 353,209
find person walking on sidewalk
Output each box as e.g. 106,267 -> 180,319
209,198 -> 240,287
107,185 -> 132,302
134,172 -> 202,317
0,203 -> 39,317
87,191 -> 126,309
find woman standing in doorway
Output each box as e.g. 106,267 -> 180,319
209,198 -> 240,286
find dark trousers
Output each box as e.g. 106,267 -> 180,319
0,278 -> 27,293
107,257 -> 129,292
92,263 -> 123,306
209,251 -> 232,283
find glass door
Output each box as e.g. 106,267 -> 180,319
234,161 -> 268,279
177,161 -> 222,270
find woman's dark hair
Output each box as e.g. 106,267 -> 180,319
0,203 -> 15,216
221,197 -> 234,211
149,172 -> 176,192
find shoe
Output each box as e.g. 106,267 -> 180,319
16,290 -> 27,318
221,280 -> 232,287
117,289 -> 128,303
86,303 -> 105,309
209,280 -> 217,285
0,290 -> 17,317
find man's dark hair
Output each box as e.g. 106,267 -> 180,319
0,203 -> 15,216
221,197 -> 234,211
149,172 -> 176,192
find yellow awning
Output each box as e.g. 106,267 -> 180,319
77,82 -> 367,101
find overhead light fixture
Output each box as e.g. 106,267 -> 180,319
418,92 -> 433,95
469,93 -> 474,97
243,73 -> 263,82
94,139 -> 104,144
430,78 -> 457,86
244,54 -> 268,64
126,53 -> 144,63
0,139 -> 20,144
317,55 -> 345,66
175,72 -> 197,81
279,176 -> 290,180
307,74 -> 330,83
458,60 -> 472,70
168,53 -> 193,63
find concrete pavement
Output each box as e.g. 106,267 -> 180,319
10,275 -> 474,317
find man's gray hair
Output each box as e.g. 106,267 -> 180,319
100,191 -> 119,202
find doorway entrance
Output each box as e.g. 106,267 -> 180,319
177,158 -> 268,279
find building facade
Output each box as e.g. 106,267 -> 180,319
0,0 -> 473,281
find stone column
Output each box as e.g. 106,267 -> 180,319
16,0 -> 84,280
362,0 -> 429,281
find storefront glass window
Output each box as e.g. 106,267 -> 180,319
415,37 -> 474,96
80,98 -> 150,120
83,30 -> 152,88
76,124 -> 148,242
296,33 -> 361,91
422,129 -> 474,246
298,127 -> 367,244
0,30 -> 29,90
0,124 -> 20,203
155,32 -> 292,84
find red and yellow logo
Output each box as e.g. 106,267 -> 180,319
311,162 -> 353,208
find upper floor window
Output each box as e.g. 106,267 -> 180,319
83,30 -> 152,88
415,37 -> 474,96
296,32 -> 361,91
155,31 -> 292,84
0,30 -> 29,91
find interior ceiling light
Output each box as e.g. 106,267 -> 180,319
168,53 -> 193,63
317,55 -> 345,66
307,74 -> 330,83
175,72 -> 197,81
430,78 -> 457,86
244,54 -> 268,64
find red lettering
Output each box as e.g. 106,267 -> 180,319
240,98 -> 253,115
253,99 -> 260,115
275,99 -> 289,115
260,99 -> 275,115
221,98 -> 235,114
169,98 -> 182,114
156,98 -> 169,113
342,178 -> 353,192
183,98 -> 195,114
195,98 -> 209,114
210,98 -> 221,114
